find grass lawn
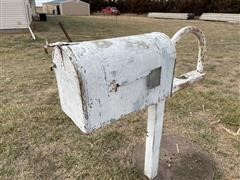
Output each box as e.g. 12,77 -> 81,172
1,15 -> 239,179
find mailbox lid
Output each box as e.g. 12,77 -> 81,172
54,32 -> 176,133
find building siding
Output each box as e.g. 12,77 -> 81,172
29,0 -> 36,16
0,0 -> 33,29
61,1 -> 90,16
36,7 -> 43,13
43,0 -> 90,16
42,4 -> 55,14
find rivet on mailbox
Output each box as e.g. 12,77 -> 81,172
48,26 -> 206,179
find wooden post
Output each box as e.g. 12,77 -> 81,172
144,100 -> 165,179
58,22 -> 72,42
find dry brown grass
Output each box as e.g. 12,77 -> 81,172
1,15 -> 239,179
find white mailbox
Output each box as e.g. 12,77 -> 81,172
52,32 -> 176,133
47,26 -> 206,179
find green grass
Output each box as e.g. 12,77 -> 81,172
1,16 -> 240,179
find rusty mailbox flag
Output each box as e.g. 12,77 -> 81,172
47,26 -> 206,179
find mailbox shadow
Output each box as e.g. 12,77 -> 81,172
133,134 -> 216,180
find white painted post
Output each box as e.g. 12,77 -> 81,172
144,100 -> 165,179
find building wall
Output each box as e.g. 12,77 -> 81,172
0,0 -> 32,29
61,1 -> 90,16
43,4 -> 57,14
29,0 -> 36,15
36,7 -> 43,13
24,0 -> 32,24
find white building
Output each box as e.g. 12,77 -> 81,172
43,0 -> 90,16
0,0 -> 36,30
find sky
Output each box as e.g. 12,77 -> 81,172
36,0 -> 52,6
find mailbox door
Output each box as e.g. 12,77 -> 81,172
53,47 -> 88,133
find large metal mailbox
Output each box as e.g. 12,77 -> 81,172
47,26 -> 206,179
52,32 -> 176,133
